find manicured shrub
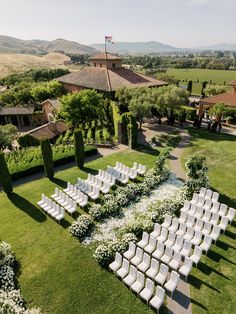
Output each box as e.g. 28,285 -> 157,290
69,215 -> 94,239
40,139 -> 54,179
18,134 -> 40,147
89,204 -> 104,221
0,152 -> 13,194
93,244 -> 113,266
74,129 -> 85,169
0,242 -> 15,267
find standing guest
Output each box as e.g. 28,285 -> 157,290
219,122 -> 222,133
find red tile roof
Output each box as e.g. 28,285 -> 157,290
229,79 -> 236,87
89,53 -> 122,61
57,67 -> 167,92
200,92 -> 236,108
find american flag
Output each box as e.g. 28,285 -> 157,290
105,36 -> 114,43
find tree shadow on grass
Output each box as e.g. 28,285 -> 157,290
7,193 -> 46,223
50,177 -> 67,189
81,166 -> 98,176
189,274 -> 221,293
197,261 -> 229,280
207,249 -> 236,266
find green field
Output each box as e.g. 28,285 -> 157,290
182,128 -> 236,314
167,68 -> 236,95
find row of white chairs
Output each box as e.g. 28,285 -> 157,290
95,170 -> 116,187
63,183 -> 88,207
179,211 -> 229,235
152,219 -> 219,252
114,162 -> 138,179
132,162 -> 146,175
107,166 -> 130,184
123,240 -> 197,279
199,187 -> 219,201
51,188 -> 76,215
110,255 -> 166,311
182,200 -> 235,225
37,195 -> 64,222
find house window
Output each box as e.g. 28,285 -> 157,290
100,63 -> 102,67
94,63 -> 96,67
112,63 -> 116,68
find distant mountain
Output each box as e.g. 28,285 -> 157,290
0,35 -> 97,55
197,43 -> 236,51
90,41 -> 181,54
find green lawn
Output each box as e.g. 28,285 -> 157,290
167,68 -> 236,95
181,128 -> 236,314
0,149 -> 159,314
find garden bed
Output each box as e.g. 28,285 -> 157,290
5,145 -> 98,180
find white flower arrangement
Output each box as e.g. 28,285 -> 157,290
89,204 -> 103,220
0,242 -> 15,267
0,241 -> 42,314
0,265 -> 15,292
69,215 -> 94,239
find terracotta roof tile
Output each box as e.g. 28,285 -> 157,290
229,79 -> 236,87
200,92 -> 236,107
57,67 -> 167,92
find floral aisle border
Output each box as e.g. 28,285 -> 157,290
0,241 -> 42,314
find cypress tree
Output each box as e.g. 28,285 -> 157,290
74,129 -> 85,168
187,80 -> 193,94
40,139 -> 54,179
0,152 -> 13,194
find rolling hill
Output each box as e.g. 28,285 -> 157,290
0,53 -> 70,78
90,41 -> 180,54
0,35 -> 97,55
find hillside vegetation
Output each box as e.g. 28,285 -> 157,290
0,53 -> 70,78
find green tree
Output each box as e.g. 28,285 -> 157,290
60,89 -> 105,128
74,129 -> 85,168
153,85 -> 189,125
0,152 -> 13,193
187,80 -> 193,94
209,102 -> 230,121
128,89 -> 152,129
40,139 -> 54,179
0,124 -> 18,149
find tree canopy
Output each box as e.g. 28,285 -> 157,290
60,89 -> 106,128
0,124 -> 18,149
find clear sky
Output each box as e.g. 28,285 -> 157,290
0,0 -> 235,48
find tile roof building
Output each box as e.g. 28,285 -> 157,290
199,79 -> 236,117
57,53 -> 167,93
0,105 -> 35,127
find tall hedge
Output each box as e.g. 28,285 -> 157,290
0,152 -> 13,193
40,139 -> 54,179
120,112 -> 138,147
74,129 -> 85,168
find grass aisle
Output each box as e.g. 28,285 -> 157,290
0,149 -> 158,314
181,128 -> 236,314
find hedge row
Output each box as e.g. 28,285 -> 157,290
10,146 -> 98,181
